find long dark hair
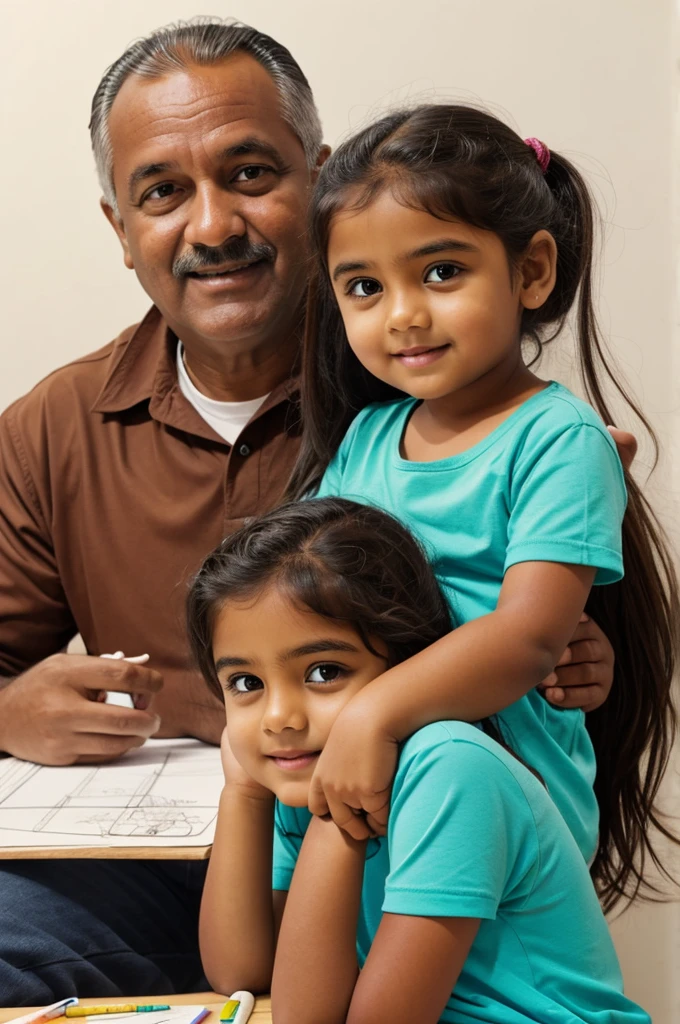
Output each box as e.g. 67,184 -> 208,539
187,497 -> 453,698
286,105 -> 680,912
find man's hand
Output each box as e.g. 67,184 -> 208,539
0,653 -> 163,765
538,613 -> 614,713
607,425 -> 637,472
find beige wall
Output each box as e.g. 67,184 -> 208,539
3,0 -> 679,1018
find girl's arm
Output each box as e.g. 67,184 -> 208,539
310,560 -> 595,832
199,730 -> 285,995
347,914 -> 479,1024
271,815 -> 366,1024
271,816 -> 480,1024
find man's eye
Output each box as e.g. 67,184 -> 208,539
146,183 -> 177,201
307,663 -> 344,684
348,278 -> 382,298
233,166 -> 271,183
424,263 -> 460,283
228,674 -> 263,694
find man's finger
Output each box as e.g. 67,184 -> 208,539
561,639 -> 602,666
537,672 -> 558,690
607,426 -> 638,472
566,620 -> 600,645
71,658 -> 164,694
543,684 -> 601,712
554,662 -> 600,688
73,733 -> 148,760
73,704 -> 161,737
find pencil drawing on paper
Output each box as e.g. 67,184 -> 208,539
0,739 -> 223,847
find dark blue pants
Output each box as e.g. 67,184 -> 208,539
0,859 -> 208,1005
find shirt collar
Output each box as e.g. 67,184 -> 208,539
91,305 -> 299,443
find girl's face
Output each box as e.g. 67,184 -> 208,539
212,584 -> 388,806
327,189 -> 530,404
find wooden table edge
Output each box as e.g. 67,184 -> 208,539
0,845 -> 212,860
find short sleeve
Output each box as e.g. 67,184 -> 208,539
383,728 -> 538,920
272,803 -> 309,891
505,424 -> 626,584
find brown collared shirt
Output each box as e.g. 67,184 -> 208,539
0,306 -> 301,731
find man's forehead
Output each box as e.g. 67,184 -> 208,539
108,55 -> 291,159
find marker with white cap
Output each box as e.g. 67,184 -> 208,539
219,991 -> 255,1024
100,650 -> 150,708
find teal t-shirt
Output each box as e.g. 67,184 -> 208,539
273,723 -> 649,1024
316,382 -> 627,861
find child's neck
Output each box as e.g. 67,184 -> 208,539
402,360 -> 546,463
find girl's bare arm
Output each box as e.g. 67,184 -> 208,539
199,785 -> 281,995
200,730 -> 286,994
271,815 -> 365,1024
347,914 -> 479,1024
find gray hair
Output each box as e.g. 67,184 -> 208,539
90,17 -> 324,213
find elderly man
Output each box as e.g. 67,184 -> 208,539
0,19 -> 626,1003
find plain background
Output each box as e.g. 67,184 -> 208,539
2,0 -> 679,1018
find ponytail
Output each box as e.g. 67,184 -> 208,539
540,149 -> 680,910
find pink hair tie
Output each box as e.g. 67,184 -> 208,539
524,137 -> 550,173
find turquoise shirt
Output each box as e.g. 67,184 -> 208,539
316,383 -> 627,860
273,723 -> 649,1024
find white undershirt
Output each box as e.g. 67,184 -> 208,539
176,342 -> 270,446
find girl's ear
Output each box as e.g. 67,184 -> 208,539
519,230 -> 557,310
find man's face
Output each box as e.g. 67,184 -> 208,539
105,55 -> 320,351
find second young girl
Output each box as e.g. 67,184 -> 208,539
188,498 -> 649,1023
288,105 -> 679,908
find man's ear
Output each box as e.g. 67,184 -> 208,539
310,144 -> 332,186
101,198 -> 134,270
519,230 -> 557,310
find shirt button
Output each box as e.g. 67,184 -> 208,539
238,443 -> 251,457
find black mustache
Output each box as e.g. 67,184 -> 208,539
173,238 -> 276,278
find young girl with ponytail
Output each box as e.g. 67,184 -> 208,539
287,105 -> 679,911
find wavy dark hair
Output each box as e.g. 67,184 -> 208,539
285,104 -> 680,912
188,498 -> 452,698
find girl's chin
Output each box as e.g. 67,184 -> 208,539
272,780 -> 311,808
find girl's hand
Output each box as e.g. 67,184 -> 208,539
308,698 -> 397,840
539,614 -> 614,712
220,727 -> 273,802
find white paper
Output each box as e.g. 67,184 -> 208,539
0,739 -> 223,848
